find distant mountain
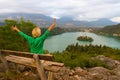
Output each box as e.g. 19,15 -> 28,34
58,17 -> 118,27
0,13 -> 53,27
0,22 -> 5,26
0,13 -> 118,27
88,18 -> 118,27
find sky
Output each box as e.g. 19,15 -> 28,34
0,0 -> 120,22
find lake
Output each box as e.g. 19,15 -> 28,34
44,32 -> 120,52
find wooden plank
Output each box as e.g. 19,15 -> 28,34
5,55 -> 36,67
1,49 -> 54,61
33,54 -> 47,80
43,60 -> 64,67
5,55 -> 63,72
44,65 -> 62,72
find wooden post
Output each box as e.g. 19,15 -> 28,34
33,54 -> 47,80
48,71 -> 53,80
0,51 -> 9,73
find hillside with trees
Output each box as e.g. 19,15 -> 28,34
0,19 -> 36,51
94,23 -> 120,37
53,43 -> 120,68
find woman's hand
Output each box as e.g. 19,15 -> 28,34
48,18 -> 56,31
11,25 -> 20,32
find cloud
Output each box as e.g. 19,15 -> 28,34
0,0 -> 120,22
111,17 -> 120,23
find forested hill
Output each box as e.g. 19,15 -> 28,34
95,23 -> 120,36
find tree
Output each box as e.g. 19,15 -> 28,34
0,19 -> 36,51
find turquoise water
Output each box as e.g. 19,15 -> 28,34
44,32 -> 120,52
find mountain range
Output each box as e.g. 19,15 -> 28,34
0,13 -> 118,28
